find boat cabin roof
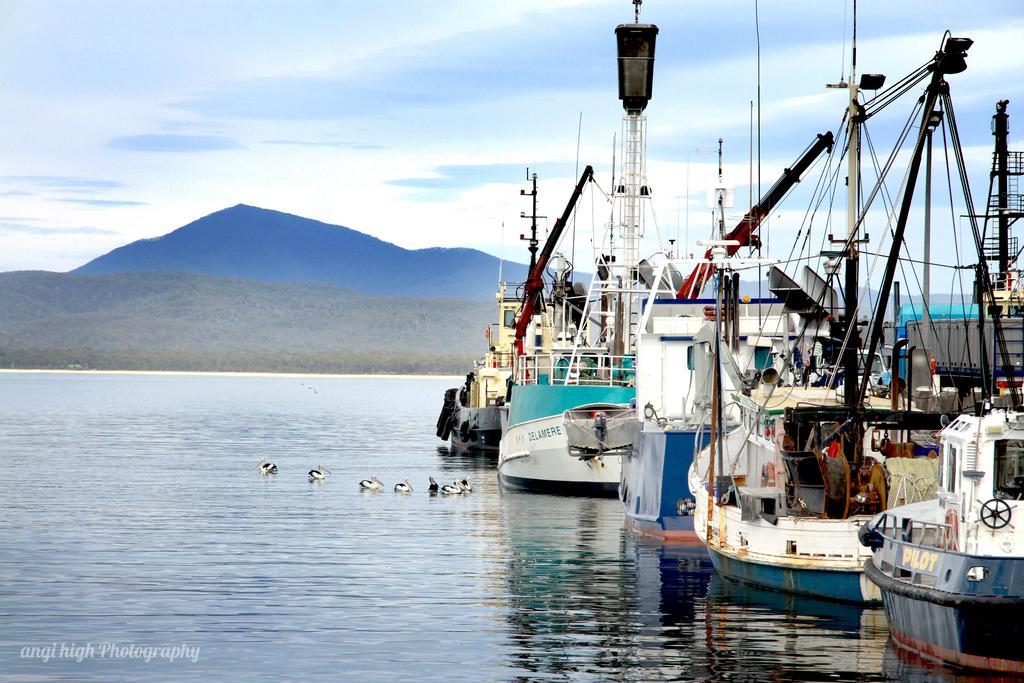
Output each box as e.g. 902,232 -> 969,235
940,410 -> 1024,502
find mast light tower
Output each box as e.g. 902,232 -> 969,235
612,5 -> 658,352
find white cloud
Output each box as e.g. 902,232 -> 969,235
0,1 -> 1021,277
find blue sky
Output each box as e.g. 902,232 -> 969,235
1,0 -> 1022,291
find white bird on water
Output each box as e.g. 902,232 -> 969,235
394,479 -> 413,493
308,464 -> 331,482
457,478 -> 473,493
428,477 -> 439,493
440,481 -> 462,495
257,458 -> 277,475
359,475 -> 383,491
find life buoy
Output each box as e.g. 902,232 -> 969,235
945,508 -> 959,551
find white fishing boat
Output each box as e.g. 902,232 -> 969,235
497,168 -> 638,494
498,11 -> 661,496
858,92 -> 1024,675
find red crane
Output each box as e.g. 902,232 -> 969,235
514,165 -> 595,354
676,132 -> 835,299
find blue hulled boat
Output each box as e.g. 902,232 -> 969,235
862,410 -> 1024,673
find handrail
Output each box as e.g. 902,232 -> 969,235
876,512 -> 958,551
515,352 -> 636,387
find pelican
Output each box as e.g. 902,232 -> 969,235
308,464 -> 331,481
428,476 -> 439,493
440,481 -> 462,495
457,478 -> 473,493
394,479 -> 413,493
257,458 -> 277,475
359,475 -> 383,491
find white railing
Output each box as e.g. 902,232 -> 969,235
876,512 -> 957,551
515,353 -> 636,387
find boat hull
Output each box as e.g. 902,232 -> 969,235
498,384 -> 633,497
499,412 -> 620,497
621,426 -> 708,542
450,405 -> 502,453
865,556 -> 1024,673
707,545 -> 877,603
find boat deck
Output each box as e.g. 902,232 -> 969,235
741,387 -> 896,414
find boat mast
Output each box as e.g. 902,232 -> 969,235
995,99 -> 1011,279
714,140 -> 728,518
842,1 -> 861,408
857,36 -> 974,404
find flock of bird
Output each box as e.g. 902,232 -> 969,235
256,458 -> 472,494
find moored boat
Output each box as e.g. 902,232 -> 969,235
498,10 -> 662,496
436,284 -> 519,453
621,128 -> 835,542
688,33 -> 978,602
862,410 -> 1024,673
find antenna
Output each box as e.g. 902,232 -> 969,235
633,0 -> 642,23
852,0 -> 857,83
520,169 -> 540,273
498,220 -> 505,283
572,111 -> 583,272
717,137 -> 724,182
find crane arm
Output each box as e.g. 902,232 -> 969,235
676,132 -> 835,299
514,165 -> 595,354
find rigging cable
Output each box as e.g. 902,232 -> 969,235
940,116 -> 972,369
572,111 -> 583,274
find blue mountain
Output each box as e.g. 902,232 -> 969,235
74,204 -> 528,299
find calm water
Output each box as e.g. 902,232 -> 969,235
0,372 -> 977,681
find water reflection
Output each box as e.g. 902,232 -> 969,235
493,485 -> 975,681
0,373 -> 986,680
703,576 -> 887,680
881,635 -> 1011,683
499,492 -> 631,677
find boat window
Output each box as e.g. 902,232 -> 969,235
943,444 -> 958,493
994,439 -> 1024,499
754,347 -> 773,370
686,346 -> 694,371
857,353 -> 883,375
503,309 -> 515,328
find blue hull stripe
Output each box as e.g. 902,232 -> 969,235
622,428 -> 708,531
708,546 -> 873,604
